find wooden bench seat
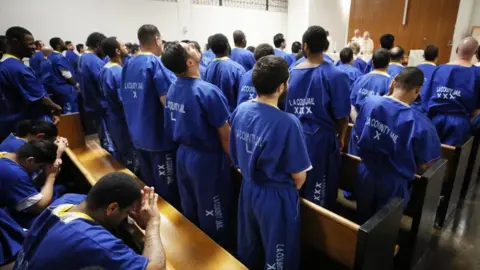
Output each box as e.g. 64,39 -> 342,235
58,113 -> 246,270
338,151 -> 447,269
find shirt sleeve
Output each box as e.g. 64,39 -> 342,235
329,71 -> 351,119
17,67 -> 47,102
204,85 -> 230,128
413,119 -> 442,166
90,58 -> 104,83
6,172 -> 42,212
153,61 -> 173,98
81,229 -> 149,270
282,118 -> 312,173
56,57 -> 74,79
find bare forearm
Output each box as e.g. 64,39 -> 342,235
66,77 -> 78,86
336,116 -> 349,142
350,105 -> 358,123
292,171 -> 307,190
41,97 -> 61,112
143,219 -> 165,268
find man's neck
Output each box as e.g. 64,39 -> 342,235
179,67 -> 201,79
304,53 -> 324,65
390,90 -> 414,105
234,44 -> 244,49
110,55 -> 123,66
451,57 -> 473,67
390,60 -> 402,64
255,95 -> 279,109
215,53 -> 228,58
140,45 -> 159,57
5,50 -> 23,59
69,202 -> 102,225
373,68 -> 388,73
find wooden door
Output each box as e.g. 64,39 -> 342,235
348,0 -> 460,63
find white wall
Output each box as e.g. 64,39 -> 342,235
450,0 -> 476,61
287,0 -> 310,48
0,0 -> 287,51
309,0 -> 351,51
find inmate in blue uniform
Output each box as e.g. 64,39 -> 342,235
14,204 -> 148,270
202,49 -> 215,67
354,96 -> 441,222
349,71 -> 391,155
237,69 -> 256,105
77,51 -> 113,150
231,101 -> 311,270
414,62 -> 437,113
0,208 -> 24,266
38,58 -> 54,94
65,50 -> 79,71
274,48 -> 288,58
286,53 -> 297,67
364,59 -> 373,74
164,77 -> 233,249
0,55 -> 50,141
337,64 -> 363,86
324,54 -> 334,64
0,134 -> 27,153
205,57 -> 246,112
422,65 -> 480,145
49,51 -> 78,113
337,58 -> 367,74
387,62 -> 404,77
29,51 -> 44,75
290,56 -> 306,69
230,48 -> 255,71
98,62 -> 137,173
120,52 -> 178,206
0,156 -> 42,229
286,61 -> 350,208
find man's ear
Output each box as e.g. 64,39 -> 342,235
35,133 -> 45,140
25,156 -> 36,166
105,202 -> 119,216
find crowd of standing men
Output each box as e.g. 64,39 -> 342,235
1,22 -> 480,269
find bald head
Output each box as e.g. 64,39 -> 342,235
457,37 -> 478,60
390,46 -> 404,62
41,46 -> 53,57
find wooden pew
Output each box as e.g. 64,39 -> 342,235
302,197 -> 403,270
343,124 -> 470,228
338,153 -> 447,269
58,113 -> 246,270
436,138 -> 473,227
460,135 -> 480,199
231,159 -> 403,270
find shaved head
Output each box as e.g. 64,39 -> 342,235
41,46 -> 52,57
390,46 -> 404,61
457,37 -> 478,60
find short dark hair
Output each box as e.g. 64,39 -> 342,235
101,37 -> 120,58
246,46 -> 255,53
6,27 -> 32,44
188,41 -> 201,53
340,48 -> 354,64
161,42 -> 188,74
86,32 -> 107,49
65,41 -> 72,46
380,34 -> 395,50
477,45 -> 480,60
16,140 -> 58,164
394,67 -> 424,91
424,44 -> 439,61
130,44 -> 140,55
390,46 -> 404,61
86,172 -> 142,210
0,35 -> 6,56
49,37 -> 62,50
138,24 -> 160,46
233,30 -> 246,46
34,40 -> 43,49
372,48 -> 390,69
76,44 -> 84,52
125,42 -> 132,50
252,55 -> 289,96
302,26 -> 327,54
324,40 -> 330,52
291,41 -> 302,54
210,33 -> 229,55
14,120 -> 58,140
273,33 -> 285,48
253,43 -> 274,61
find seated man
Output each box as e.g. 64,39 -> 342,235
14,172 -> 166,270
230,55 -> 311,270
0,140 -> 60,228
387,46 -> 405,77
423,37 -> 480,145
237,43 -> 275,105
336,48 -> 363,86
204,34 -> 246,113
0,120 -> 68,161
354,67 -> 441,223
